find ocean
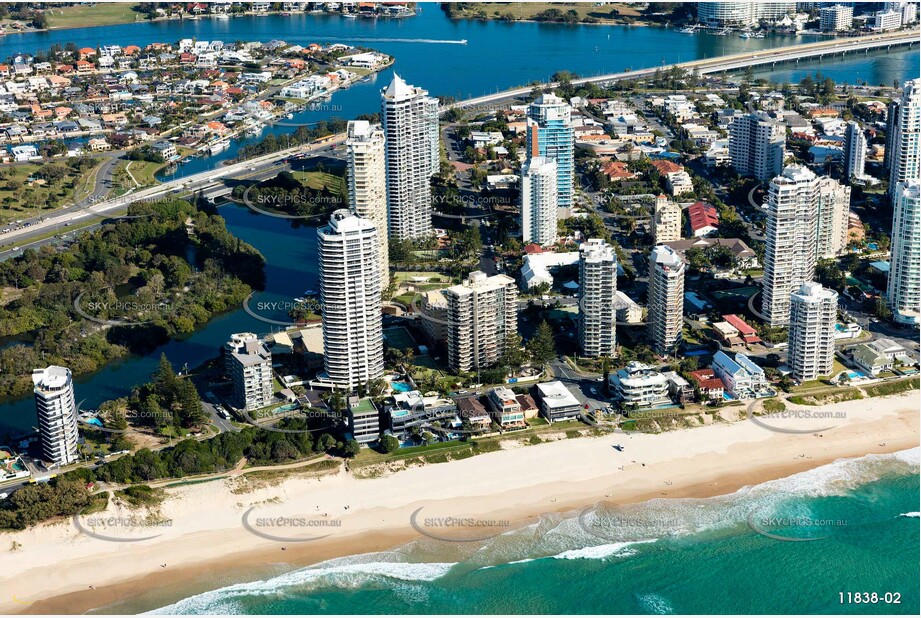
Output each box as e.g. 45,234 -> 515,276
120,449 -> 920,615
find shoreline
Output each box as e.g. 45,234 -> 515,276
3,391 -> 917,615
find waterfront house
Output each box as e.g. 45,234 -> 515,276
487,387 -> 526,428
348,397 -> 380,445
609,362 -> 672,408
87,138 -> 110,152
663,371 -> 693,404
536,381 -> 582,422
11,144 -> 39,161
151,140 -> 178,160
712,351 -> 768,399
515,394 -> 539,419
849,344 -> 893,377
688,369 -> 726,403
454,395 -> 492,433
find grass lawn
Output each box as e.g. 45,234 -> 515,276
292,170 -> 346,193
124,160 -> 166,187
45,3 -> 143,29
392,293 -> 421,307
0,161 -> 104,225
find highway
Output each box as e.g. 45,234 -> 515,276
447,29 -> 920,112
0,136 -> 345,258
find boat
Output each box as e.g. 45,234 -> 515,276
739,32 -> 752,39
679,25 -> 697,33
343,14 -> 357,18
286,113 -> 294,119
215,13 -> 230,20
209,139 -> 230,155
180,156 -> 192,163
304,289 -> 317,296
753,32 -> 766,38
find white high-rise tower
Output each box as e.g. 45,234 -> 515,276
347,120 -> 389,286
443,272 -> 518,373
579,239 -> 618,358
843,121 -> 866,181
32,365 -> 79,467
520,156 -> 558,246
729,113 -> 785,181
788,282 -> 838,381
381,74 -> 439,240
815,176 -> 851,260
318,210 -> 384,389
887,180 -> 921,325
762,166 -> 820,326
889,80 -> 921,191
647,245 -> 685,356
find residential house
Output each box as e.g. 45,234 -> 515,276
536,381 -> 582,422
712,351 -> 768,399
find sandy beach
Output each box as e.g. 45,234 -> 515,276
2,391 -> 918,615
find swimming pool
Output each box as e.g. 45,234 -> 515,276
275,403 -> 299,412
85,417 -> 104,427
845,370 -> 867,380
723,392 -> 734,401
391,381 -> 413,393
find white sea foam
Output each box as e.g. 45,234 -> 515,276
898,512 -> 920,518
736,447 -> 920,500
147,557 -> 455,614
550,539 -> 657,560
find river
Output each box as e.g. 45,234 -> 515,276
0,6 -> 917,435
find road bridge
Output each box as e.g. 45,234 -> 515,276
447,29 -> 919,113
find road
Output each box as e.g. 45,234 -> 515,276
446,29 -> 919,113
0,137 -> 346,259
548,359 -> 610,414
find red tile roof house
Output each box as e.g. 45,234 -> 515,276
722,314 -> 762,345
600,160 -> 637,181
78,47 -> 96,60
687,201 -> 720,237
523,243 -> 544,255
688,369 -> 726,403
650,159 -> 683,175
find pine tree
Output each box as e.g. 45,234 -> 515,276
528,320 -> 557,365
